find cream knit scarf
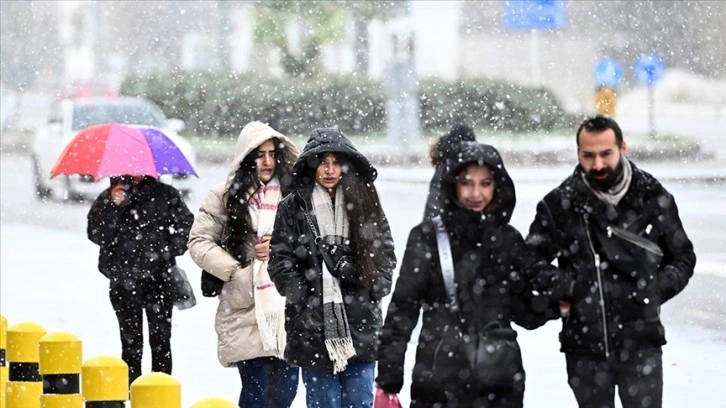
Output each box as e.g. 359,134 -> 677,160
248,177 -> 286,357
312,182 -> 356,373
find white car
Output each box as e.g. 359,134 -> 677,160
31,97 -> 197,202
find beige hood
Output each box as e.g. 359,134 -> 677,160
225,121 -> 300,190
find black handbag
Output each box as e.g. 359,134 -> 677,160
432,215 -> 524,391
201,269 -> 224,297
460,323 -> 524,391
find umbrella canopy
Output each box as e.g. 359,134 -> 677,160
50,123 -> 198,181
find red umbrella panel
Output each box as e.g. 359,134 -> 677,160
50,123 -> 198,181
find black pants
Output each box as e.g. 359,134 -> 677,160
110,275 -> 174,386
565,348 -> 663,408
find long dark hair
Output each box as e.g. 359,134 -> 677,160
225,138 -> 294,262
325,153 -> 386,290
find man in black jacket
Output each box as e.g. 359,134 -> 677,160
525,115 -> 696,408
87,175 -> 193,386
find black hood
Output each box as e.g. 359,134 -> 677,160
441,141 -> 516,224
291,127 -> 377,189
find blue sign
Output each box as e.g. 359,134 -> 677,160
594,58 -> 623,88
634,53 -> 666,86
504,0 -> 568,30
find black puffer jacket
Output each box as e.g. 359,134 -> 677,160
376,143 -> 555,398
87,177 -> 194,286
268,128 -> 396,372
525,161 -> 696,356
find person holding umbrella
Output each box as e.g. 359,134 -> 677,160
187,121 -> 301,407
87,173 -> 194,387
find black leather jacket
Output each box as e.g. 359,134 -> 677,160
526,161 -> 696,357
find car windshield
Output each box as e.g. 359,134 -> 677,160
72,103 -> 165,130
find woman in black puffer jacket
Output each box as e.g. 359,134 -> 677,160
268,127 -> 397,407
376,142 -> 556,408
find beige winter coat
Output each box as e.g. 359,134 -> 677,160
187,121 -> 300,367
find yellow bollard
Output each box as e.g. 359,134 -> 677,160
6,321 -> 47,408
39,331 -> 83,408
130,372 -> 181,408
189,397 -> 237,408
1,315 -> 8,408
82,355 -> 128,407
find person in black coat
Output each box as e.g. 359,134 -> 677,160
87,175 -> 193,386
525,114 -> 696,408
268,127 -> 397,408
376,142 -> 556,407
423,124 -> 477,221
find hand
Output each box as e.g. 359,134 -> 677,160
111,184 -> 126,205
255,235 -> 271,261
559,300 -> 571,319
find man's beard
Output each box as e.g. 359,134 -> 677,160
585,160 -> 624,192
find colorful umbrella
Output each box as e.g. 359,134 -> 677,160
50,123 -> 198,181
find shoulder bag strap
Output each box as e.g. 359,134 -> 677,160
301,207 -> 321,242
432,215 -> 459,312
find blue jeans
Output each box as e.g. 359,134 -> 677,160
236,357 -> 299,408
565,347 -> 663,408
301,361 -> 375,408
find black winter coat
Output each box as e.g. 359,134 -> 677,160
87,177 -> 194,287
376,143 -> 555,399
268,127 -> 396,372
525,161 -> 696,357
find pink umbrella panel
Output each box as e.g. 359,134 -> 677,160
50,123 -> 198,181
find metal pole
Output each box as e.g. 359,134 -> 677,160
648,85 -> 656,137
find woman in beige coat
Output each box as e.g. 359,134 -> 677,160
188,121 -> 300,407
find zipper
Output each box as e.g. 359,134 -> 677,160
621,214 -> 643,230
606,226 -> 663,257
584,219 -> 610,358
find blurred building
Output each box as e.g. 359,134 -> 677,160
6,1 -> 725,115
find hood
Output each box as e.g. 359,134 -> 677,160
432,124 -> 477,165
290,127 -> 377,189
442,141 -> 516,223
225,121 -> 300,190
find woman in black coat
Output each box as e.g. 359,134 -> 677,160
87,175 -> 193,386
376,142 -> 555,408
268,127 -> 397,408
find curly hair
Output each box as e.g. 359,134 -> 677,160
225,138 -> 294,262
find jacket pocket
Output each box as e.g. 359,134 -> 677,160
218,266 -> 254,311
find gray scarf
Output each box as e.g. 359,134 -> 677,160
582,158 -> 633,207
312,182 -> 356,373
